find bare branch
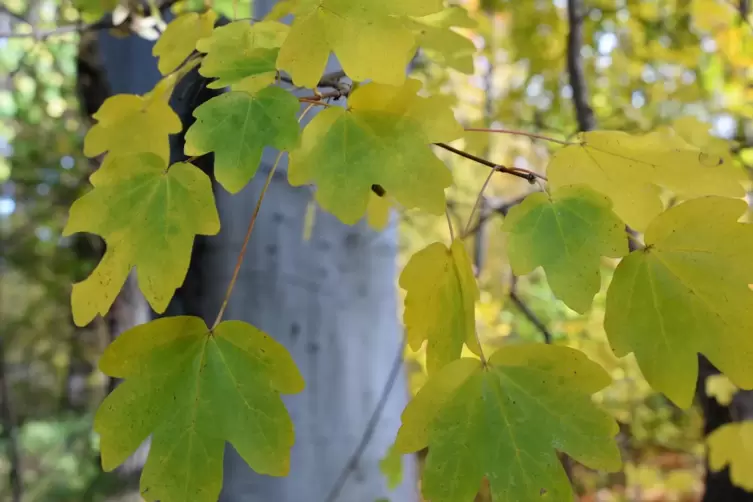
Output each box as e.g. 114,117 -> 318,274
566,0 -> 596,132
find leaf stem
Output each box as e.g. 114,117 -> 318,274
463,169 -> 496,238
435,142 -> 545,183
464,127 -> 573,146
211,151 -> 285,330
445,207 -> 456,243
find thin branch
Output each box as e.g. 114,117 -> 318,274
211,151 -> 285,330
566,0 -> 596,132
445,206 -> 456,242
464,127 -> 573,146
509,277 -> 553,344
463,169 -> 496,238
324,340 -> 405,502
434,142 -> 542,183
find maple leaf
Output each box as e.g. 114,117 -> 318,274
95,316 -> 303,502
83,91 -> 181,162
605,196 -> 753,408
395,345 -> 621,502
502,185 -> 627,313
707,421 -> 753,491
367,192 -> 392,231
547,129 -> 744,230
183,86 -> 300,194
408,6 -> 477,74
288,79 -> 461,224
399,239 -> 480,374
63,153 -> 219,326
196,20 -> 288,91
153,11 -> 216,75
277,0 -> 444,88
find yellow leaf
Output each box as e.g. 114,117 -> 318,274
367,192 -> 391,231
605,197 -> 753,408
83,93 -> 181,162
288,79 -> 461,224
502,185 -> 628,313
548,129 -> 744,230
63,153 -> 220,326
707,421 -> 753,491
408,6 -> 477,74
706,374 -> 739,406
277,0 -> 444,87
153,11 -> 216,75
399,239 -> 479,374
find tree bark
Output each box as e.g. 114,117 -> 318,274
91,1 -> 418,501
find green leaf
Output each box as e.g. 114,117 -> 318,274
153,11 -> 217,75
184,86 -> 300,193
63,153 -> 219,326
409,6 -> 477,74
196,20 -> 288,90
83,92 -> 181,162
707,421 -> 753,491
399,239 -> 480,374
288,79 -> 461,224
547,128 -> 744,230
277,0 -> 444,87
502,185 -> 628,313
395,345 -> 621,502
379,443 -> 403,490
605,196 -> 753,408
95,316 -> 304,502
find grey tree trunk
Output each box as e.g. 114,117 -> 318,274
93,1 -> 418,501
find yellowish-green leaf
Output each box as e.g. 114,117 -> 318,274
548,129 -> 744,230
367,192 -> 391,231
706,374 -> 739,406
707,421 -> 753,491
197,20 -> 288,90
184,86 -> 300,193
670,116 -> 740,176
153,11 -> 216,75
379,443 -> 403,490
502,185 -> 628,313
95,316 -> 304,502
63,154 -> 219,326
399,239 -> 479,374
408,6 -> 477,73
395,345 -> 621,502
277,0 -> 444,88
83,93 -> 181,162
605,196 -> 753,408
288,79 -> 461,224
73,0 -> 118,23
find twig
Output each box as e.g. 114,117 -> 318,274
509,277 -> 553,344
324,340 -> 405,502
211,151 -> 285,330
279,70 -> 348,91
464,127 -> 573,146
464,169 -> 496,237
445,206 -> 456,242
434,142 -> 542,183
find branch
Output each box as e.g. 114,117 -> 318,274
509,289 -> 553,344
434,142 -> 544,183
566,0 -> 596,132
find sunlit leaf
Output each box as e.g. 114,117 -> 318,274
63,154 -> 219,326
705,374 -> 738,406
502,185 -> 627,313
409,6 -> 477,73
197,21 -> 288,90
277,0 -> 443,87
379,443 -> 403,490
547,129 -> 744,230
605,196 -> 753,408
83,93 -> 181,162
367,192 -> 392,231
183,86 -> 300,193
288,79 -> 461,224
153,11 -> 217,75
707,421 -> 753,491
399,239 -> 479,374
95,316 -> 303,502
395,345 -> 621,502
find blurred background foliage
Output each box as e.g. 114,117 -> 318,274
1,0 -> 753,500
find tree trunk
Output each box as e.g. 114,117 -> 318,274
92,1 -> 418,501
